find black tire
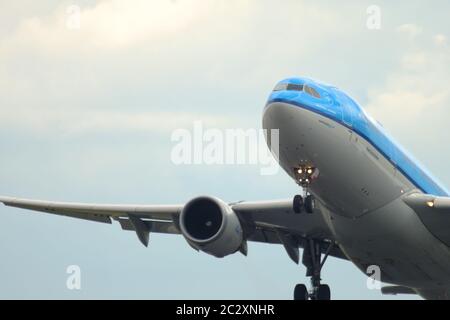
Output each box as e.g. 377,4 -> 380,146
317,284 -> 331,300
305,195 -> 314,214
294,284 -> 309,300
293,195 -> 303,214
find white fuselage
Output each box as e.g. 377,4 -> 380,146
263,101 -> 450,299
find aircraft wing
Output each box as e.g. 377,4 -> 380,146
0,196 -> 345,262
403,193 -> 450,247
0,196 -> 181,223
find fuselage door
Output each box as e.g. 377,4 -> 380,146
331,89 -> 353,127
341,102 -> 354,127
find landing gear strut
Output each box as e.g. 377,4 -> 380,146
293,240 -> 334,300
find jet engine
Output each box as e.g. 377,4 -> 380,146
179,196 -> 244,258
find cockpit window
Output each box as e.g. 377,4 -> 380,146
273,82 -> 320,98
304,85 -> 321,98
273,83 -> 304,92
273,83 -> 288,91
287,84 -> 304,91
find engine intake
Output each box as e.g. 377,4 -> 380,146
179,196 -> 244,258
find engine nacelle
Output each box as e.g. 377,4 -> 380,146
179,196 -> 244,258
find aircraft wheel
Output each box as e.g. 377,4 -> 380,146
317,284 -> 331,300
305,195 -> 314,214
294,284 -> 308,300
293,195 -> 303,214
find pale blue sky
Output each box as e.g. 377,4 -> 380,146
0,0 -> 449,299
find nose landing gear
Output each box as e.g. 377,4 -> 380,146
293,165 -> 318,214
294,240 -> 334,300
293,194 -> 315,214
292,165 -> 332,300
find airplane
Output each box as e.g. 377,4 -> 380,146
2,76 -> 450,300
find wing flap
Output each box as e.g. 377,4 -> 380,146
115,217 -> 180,234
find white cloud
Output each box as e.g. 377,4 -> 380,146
0,0 -> 349,136
433,34 -> 447,46
396,23 -> 423,40
367,44 -> 449,117
0,108 -> 233,135
0,1 -> 449,141
366,32 -> 450,163
1,1 -> 217,51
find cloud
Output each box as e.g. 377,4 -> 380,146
1,1 -> 449,141
396,24 -> 423,40
433,34 -> 447,46
0,0 -> 350,136
366,38 -> 450,126
1,1 -> 213,50
365,30 -> 450,177
0,108 -> 233,135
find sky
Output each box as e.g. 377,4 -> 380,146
0,0 -> 449,299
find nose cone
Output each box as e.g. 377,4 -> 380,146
262,100 -> 320,184
263,101 -> 310,152
263,101 -> 295,133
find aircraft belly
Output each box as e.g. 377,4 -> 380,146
326,197 -> 450,288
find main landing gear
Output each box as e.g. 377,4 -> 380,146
294,240 -> 334,300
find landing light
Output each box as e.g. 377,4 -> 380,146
426,201 -> 435,208
307,169 -> 313,174
298,169 -> 303,174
